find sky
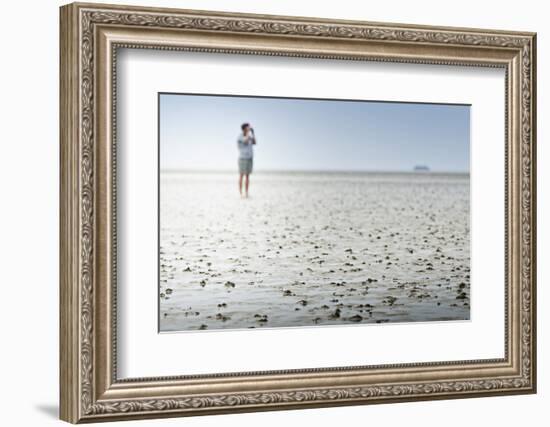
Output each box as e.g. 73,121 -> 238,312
159,93 -> 470,173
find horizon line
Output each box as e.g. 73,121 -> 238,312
160,168 -> 470,175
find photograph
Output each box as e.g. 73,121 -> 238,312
158,93 -> 471,332
58,3 -> 537,421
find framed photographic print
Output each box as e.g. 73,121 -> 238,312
59,2 -> 537,423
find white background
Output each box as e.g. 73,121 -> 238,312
118,50 -> 505,377
0,0 -> 546,426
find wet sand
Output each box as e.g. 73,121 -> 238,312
159,171 -> 470,332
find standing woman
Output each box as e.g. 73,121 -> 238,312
237,123 -> 256,198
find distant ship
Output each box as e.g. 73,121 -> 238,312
413,165 -> 430,172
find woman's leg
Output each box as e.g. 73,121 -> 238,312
244,174 -> 250,197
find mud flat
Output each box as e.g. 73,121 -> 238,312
159,171 -> 470,332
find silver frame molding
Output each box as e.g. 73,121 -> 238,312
60,2 -> 537,423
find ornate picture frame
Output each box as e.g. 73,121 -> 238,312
60,2 -> 536,423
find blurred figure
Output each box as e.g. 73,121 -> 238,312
237,123 -> 256,198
